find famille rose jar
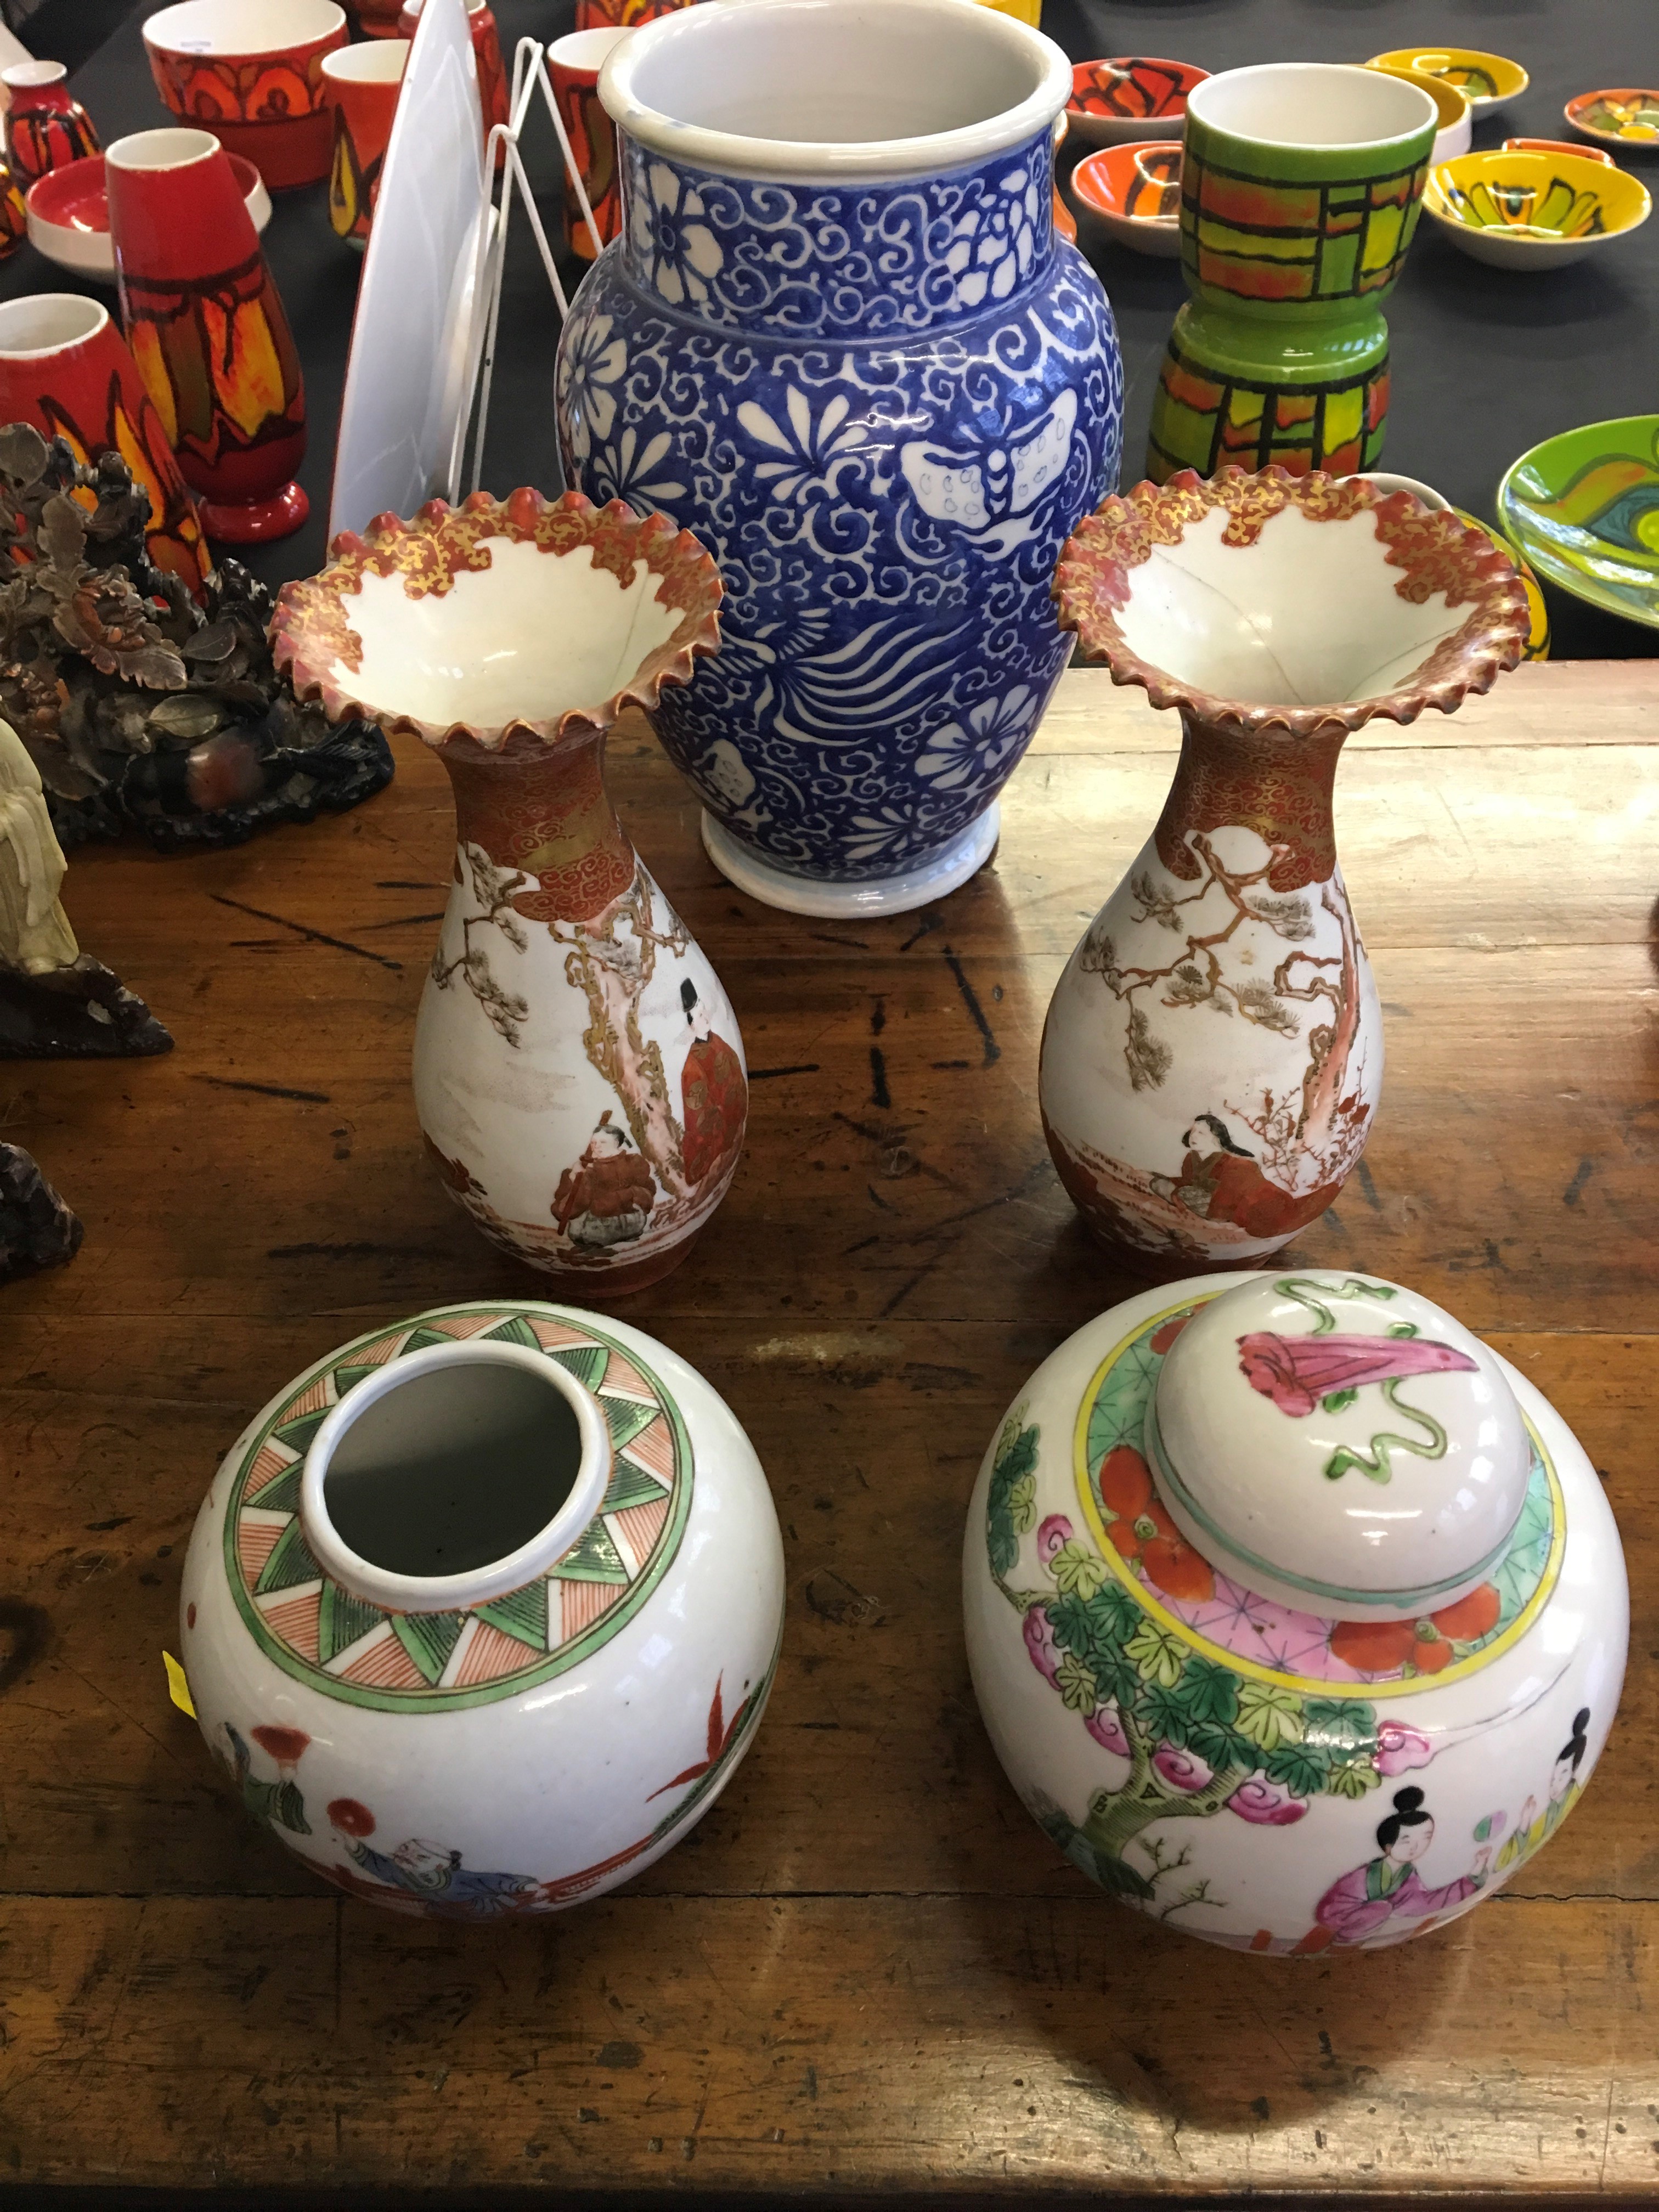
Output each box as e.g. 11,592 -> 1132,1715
1040,468 -> 1529,1273
1148,64 -> 1436,483
963,1269 -> 1627,1953
556,0 -> 1122,918
179,1302 -> 786,1915
272,489 -> 749,1295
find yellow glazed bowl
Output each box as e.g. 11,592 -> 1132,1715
1363,60 -> 1471,162
1369,46 -> 1528,116
1424,148 -> 1651,270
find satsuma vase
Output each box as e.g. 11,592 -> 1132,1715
556,0 -> 1123,917
1040,467 -> 1529,1273
180,1302 -> 786,1915
1148,64 -> 1436,484
272,488 -> 748,1296
962,1268 -> 1627,1952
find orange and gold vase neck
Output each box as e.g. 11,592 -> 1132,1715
438,729 -> 637,926
1154,709 -> 1348,895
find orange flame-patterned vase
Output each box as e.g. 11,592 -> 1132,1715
0,292 -> 211,598
1040,469 -> 1530,1274
1147,64 -> 1436,483
1,61 -> 100,187
106,126 -> 307,544
548,28 -> 630,258
272,490 -> 749,1296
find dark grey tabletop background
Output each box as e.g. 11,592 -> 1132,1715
6,0 -> 1655,656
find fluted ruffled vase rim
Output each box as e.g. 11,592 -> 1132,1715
599,0 -> 1071,185
270,487 -> 724,755
1052,465 -> 1531,741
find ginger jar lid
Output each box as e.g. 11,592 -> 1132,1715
1147,1269 -> 1531,1621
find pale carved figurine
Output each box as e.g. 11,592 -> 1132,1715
0,716 -> 78,975
0,713 -> 171,1059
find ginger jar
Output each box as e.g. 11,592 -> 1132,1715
180,1301 -> 785,1916
962,1268 -> 1626,1952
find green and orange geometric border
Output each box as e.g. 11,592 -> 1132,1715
223,1304 -> 694,1713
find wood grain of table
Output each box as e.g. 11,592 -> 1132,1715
2,661 -> 1657,2203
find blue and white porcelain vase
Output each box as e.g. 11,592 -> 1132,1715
555,0 -> 1124,917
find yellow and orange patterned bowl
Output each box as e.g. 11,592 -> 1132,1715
1423,148 -> 1650,270
143,0 -> 347,190
1368,45 -> 1528,117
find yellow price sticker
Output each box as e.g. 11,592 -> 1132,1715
162,1650 -> 197,1719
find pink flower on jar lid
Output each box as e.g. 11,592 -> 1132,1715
1237,1330 -> 1477,1419
1023,1605 -> 1062,1686
1227,1773 -> 1309,1826
1085,1702 -> 1131,1758
1037,1514 -> 1073,1567
1152,1741 -> 1213,1793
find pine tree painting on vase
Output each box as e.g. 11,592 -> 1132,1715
272,488 -> 746,1295
1039,468 -> 1530,1273
1148,64 -> 1436,483
556,0 -> 1122,917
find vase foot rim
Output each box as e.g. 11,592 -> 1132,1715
199,481 -> 310,544
701,806 -> 998,919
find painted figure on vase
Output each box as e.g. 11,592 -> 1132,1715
552,1111 -> 657,1250
1299,1786 -> 1490,1950
1494,1707 -> 1590,1874
680,978 -> 747,1192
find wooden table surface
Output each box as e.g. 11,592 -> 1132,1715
3,659 -> 1657,2204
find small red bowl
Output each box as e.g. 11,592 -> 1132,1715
1564,87 -> 1659,151
1069,141 -> 1183,258
26,148 -> 270,277
1068,57 -> 1207,151
143,0 -> 348,190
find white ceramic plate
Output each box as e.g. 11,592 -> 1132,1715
329,0 -> 489,538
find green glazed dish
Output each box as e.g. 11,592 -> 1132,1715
1498,417 -> 1659,631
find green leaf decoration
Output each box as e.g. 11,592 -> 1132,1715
1095,1654 -> 1142,1715
1322,1388 -> 1358,1413
253,1518 -> 321,1597
1264,1741 -> 1327,1799
550,1344 -> 608,1392
603,1397 -> 659,1453
1173,1655 -> 1240,1729
1007,1472 -> 1037,1534
391,1610 -> 467,1684
1326,1760 -> 1382,1801
1234,1679 -> 1305,1753
247,1461 -> 302,1515
1050,1539 -> 1108,1602
1139,1678 -> 1189,1746
554,1517 -> 630,1584
602,1460 -> 670,1515
1186,1718 -> 1249,1771
481,1316 -> 541,1349
1302,1697 -> 1379,1759
475,1578 -> 549,1650
318,1579 -> 382,1664
1056,1652 -> 1098,1713
331,1363 -> 381,1398
986,1416 -> 1040,1582
1125,1617 -> 1186,1690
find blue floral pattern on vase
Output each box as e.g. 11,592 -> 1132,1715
556,129 -> 1124,883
